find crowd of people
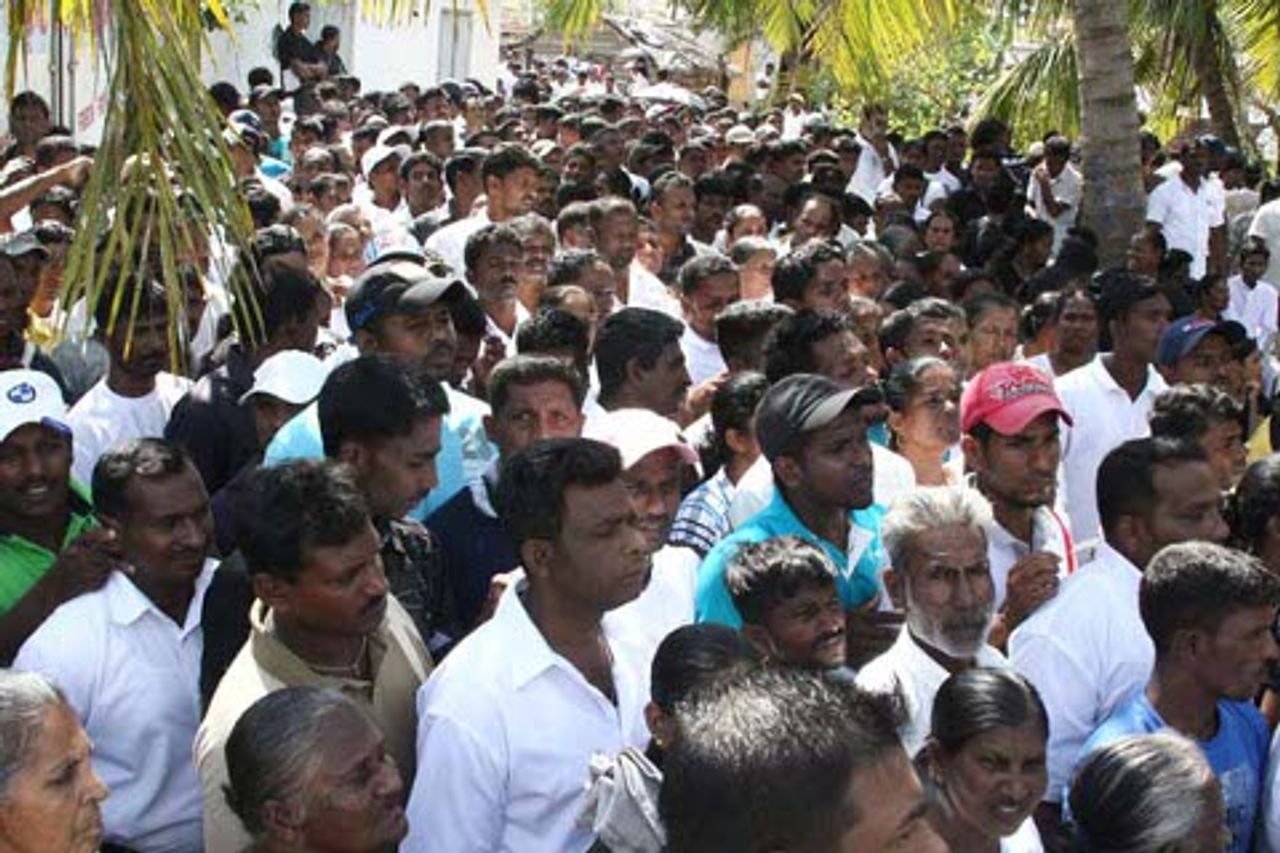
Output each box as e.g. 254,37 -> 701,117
6,1 -> 1280,850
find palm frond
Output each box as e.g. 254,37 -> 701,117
972,37 -> 1081,142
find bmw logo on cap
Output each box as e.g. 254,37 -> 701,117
6,382 -> 36,405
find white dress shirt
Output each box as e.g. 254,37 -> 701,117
848,135 -> 899,205
1225,274 -> 1278,355
857,626 -> 1009,757
984,506 -> 1075,610
680,323 -> 726,386
484,299 -> 532,359
425,210 -> 492,280
1055,356 -> 1166,546
1009,543 -> 1154,803
1248,198 -> 1280,289
605,543 -> 698,657
628,262 -> 682,318
14,562 -> 216,852
1027,164 -> 1082,255
402,580 -> 652,853
1147,174 -> 1223,279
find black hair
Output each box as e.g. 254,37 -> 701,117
317,355 -> 450,458
1050,283 -> 1097,322
707,371 -> 769,473
930,668 -> 1048,755
762,308 -> 851,384
487,354 -> 586,414
443,148 -> 486,192
1096,438 -> 1209,537
9,90 -> 50,118
1149,385 -> 1243,443
650,624 -> 759,712
481,143 -> 541,183
398,150 -> 442,182
516,308 -> 590,362
660,667 -> 907,853
235,257 -> 324,343
208,81 -> 241,113
463,223 -> 522,275
247,66 -> 275,89
595,308 -> 684,399
1140,541 -> 1280,655
677,252 -> 737,297
1230,456 -> 1280,554
92,438 -> 194,521
495,438 -> 622,551
771,241 -> 844,305
964,291 -> 1019,329
92,269 -> 168,333
650,171 -> 695,206
448,292 -> 487,338
878,297 -> 963,358
882,356 -> 950,414
244,184 -> 282,229
236,460 -> 371,581
556,202 -> 594,240
725,536 -> 839,625
715,301 -> 792,372
546,249 -> 605,288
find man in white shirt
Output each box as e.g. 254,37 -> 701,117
677,253 -> 738,386
1027,135 -> 1082,256
1225,243 -> 1278,353
857,486 -> 1009,757
960,362 -> 1076,648
848,103 -> 898,206
463,223 -> 530,358
1010,437 -> 1229,839
1056,270 -> 1171,547
358,142 -> 409,228
593,307 -> 692,423
426,143 -> 541,278
587,197 -> 678,317
67,276 -> 192,485
1247,194 -> 1280,289
1146,139 -> 1225,280
15,438 -> 215,852
403,438 -> 655,852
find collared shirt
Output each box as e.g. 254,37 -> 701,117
425,210 -> 492,280
857,626 -> 1009,757
984,505 -> 1075,610
606,544 -> 699,658
402,580 -> 652,853
196,596 -> 432,853
0,481 -> 96,615
1009,543 -> 1154,802
1225,274 -> 1278,355
669,466 -> 736,558
696,489 -> 886,628
15,561 -> 217,852
1027,163 -> 1083,254
848,135 -> 899,205
1055,356 -> 1166,546
627,261 -> 682,318
1247,198 -> 1280,287
265,382 -> 497,518
484,299 -> 532,360
680,323 -> 726,386
1147,174 -> 1223,279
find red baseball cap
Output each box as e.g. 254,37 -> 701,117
960,362 -> 1073,436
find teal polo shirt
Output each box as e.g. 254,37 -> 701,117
0,481 -> 97,615
694,489 -> 886,628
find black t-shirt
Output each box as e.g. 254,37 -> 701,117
277,28 -> 317,76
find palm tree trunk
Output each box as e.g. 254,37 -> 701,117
1192,4 -> 1241,148
1072,0 -> 1145,268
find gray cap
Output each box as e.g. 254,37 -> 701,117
0,230 -> 49,260
755,373 -> 881,462
344,260 -> 466,333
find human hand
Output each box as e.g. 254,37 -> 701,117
846,607 -> 903,669
48,527 -> 123,601
1002,552 -> 1061,629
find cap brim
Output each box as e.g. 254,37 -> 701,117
397,277 -> 468,314
800,385 -> 883,433
625,440 -> 699,470
1,415 -> 69,445
982,397 -> 1073,436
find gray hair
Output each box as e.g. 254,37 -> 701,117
881,486 -> 992,574
1069,732 -> 1218,852
223,686 -> 373,836
0,670 -> 67,802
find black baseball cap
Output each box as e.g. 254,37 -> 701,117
344,260 -> 466,334
755,374 -> 882,462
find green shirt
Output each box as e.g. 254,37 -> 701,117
0,482 -> 96,615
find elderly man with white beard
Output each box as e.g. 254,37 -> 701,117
857,486 -> 1010,757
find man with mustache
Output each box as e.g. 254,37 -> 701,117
727,535 -> 850,672
196,460 -> 433,853
404,438 -> 654,852
1078,542 -> 1278,853
857,486 -> 1008,757
464,223 -> 527,359
67,274 -> 192,485
961,362 -> 1077,649
15,438 -> 217,851
264,258 -> 497,517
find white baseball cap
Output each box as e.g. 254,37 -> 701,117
239,351 -> 328,406
582,408 -> 700,471
0,369 -> 68,443
361,143 -> 411,179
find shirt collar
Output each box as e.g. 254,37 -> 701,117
1087,355 -> 1163,400
105,558 -> 217,636
250,599 -> 391,689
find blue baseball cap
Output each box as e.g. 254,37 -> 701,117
1156,315 -> 1247,366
